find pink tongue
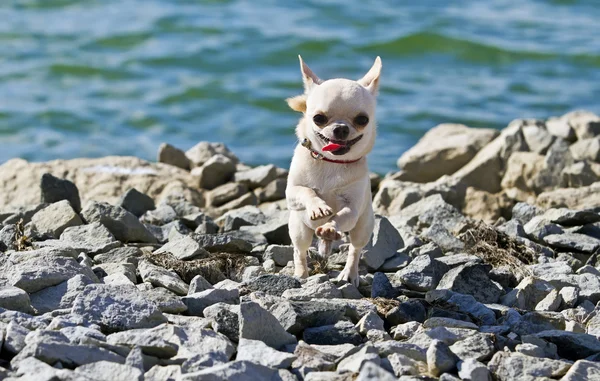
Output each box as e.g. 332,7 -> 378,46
322,143 -> 344,152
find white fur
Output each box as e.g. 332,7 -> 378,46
286,56 -> 381,286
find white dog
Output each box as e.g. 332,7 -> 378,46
285,56 -> 381,286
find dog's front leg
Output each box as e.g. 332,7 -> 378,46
286,185 -> 333,220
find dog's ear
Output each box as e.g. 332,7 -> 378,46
358,56 -> 382,95
298,55 -> 321,92
286,94 -> 307,113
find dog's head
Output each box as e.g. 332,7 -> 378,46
287,56 -> 381,160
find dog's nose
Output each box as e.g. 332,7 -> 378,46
333,124 -> 349,140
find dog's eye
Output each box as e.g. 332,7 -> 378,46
354,114 -> 369,126
312,114 -> 328,127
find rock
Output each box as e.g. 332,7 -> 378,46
188,275 -> 213,294
561,360 -> 600,381
427,290 -> 496,326
145,365 -> 182,381
570,137 -> 600,162
449,333 -> 495,361
535,330 -> 600,360
535,289 -> 562,312
422,223 -> 465,253
207,182 -> 249,208
537,181 -> 600,210
107,329 -> 178,358
236,338 -> 296,368
391,322 -> 422,341
185,141 -> 238,168
563,110 -> 600,140
546,116 -> 576,141
182,289 -> 239,316
118,188 -> 156,217
337,343 -> 380,373
192,233 -> 253,253
488,351 -> 572,381
217,205 -> 266,232
370,272 -> 398,299
386,352 -> 421,377
339,283 -> 363,299
149,323 -> 234,361
291,341 -> 338,376
500,276 -> 555,310
140,203 -> 178,225
75,361 -> 143,381
263,245 -> 294,267
239,301 -> 297,349
270,300 -> 346,335
13,340 -> 125,369
522,123 -> 555,154
5,248 -> 97,293
533,138 -> 574,192
192,154 -> 236,190
30,200 -> 82,239
562,161 -> 600,188
379,251 -> 411,272
0,286 -> 33,314
204,304 -> 239,343
427,339 -> 457,376
496,219 -> 526,239
157,143 -> 190,170
180,360 -> 291,381
240,210 -> 290,245
140,287 -> 187,314
523,215 -> 564,242
543,233 -> 600,253
4,320 -> 30,355
397,123 -> 498,183
356,311 -> 386,335
360,216 -> 404,270
29,274 -> 93,314
303,321 -> 362,346
500,152 -> 545,195
462,187 -> 511,223
396,254 -> 449,292
397,194 -> 467,234
410,242 -> 443,258
436,263 -> 502,304
545,208 -> 600,226
81,201 -> 156,243
256,178 -> 287,203
71,284 -> 167,332
512,202 -> 543,224
355,362 -> 397,381
423,318 -> 478,330
95,246 -> 143,265
452,121 -> 527,193
243,274 -> 302,297
0,224 -> 17,251
282,281 -> 342,300
559,286 -> 579,309
235,164 -> 278,189
457,359 -> 491,381
385,300 -> 427,326
138,260 -> 189,295
528,261 -> 573,278
40,173 -> 82,212
58,222 -> 121,255
154,235 -> 209,261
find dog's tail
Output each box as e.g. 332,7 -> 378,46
317,238 -> 333,258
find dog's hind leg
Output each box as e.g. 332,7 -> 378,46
289,210 -> 313,279
338,210 -> 374,287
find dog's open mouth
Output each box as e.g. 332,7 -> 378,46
316,132 -> 363,156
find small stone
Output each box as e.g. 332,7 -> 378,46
391,322 -> 422,340
118,188 -> 156,217
154,235 -> 209,261
427,290 -> 496,326
436,263 -> 503,304
239,210 -> 290,245
355,362 -> 397,381
427,339 -> 457,377
303,321 -> 362,346
81,201 -> 156,243
30,274 -> 93,314
236,338 -> 296,368
337,343 -> 380,373
157,143 -> 190,170
182,288 -> 239,316
140,287 -> 188,314
496,219 -> 526,238
59,222 -> 121,255
207,182 -> 249,207
255,178 -> 287,203
30,200 -> 82,239
511,202 -> 543,224
234,164 -> 278,189
535,329 -> 600,360
385,300 -> 427,326
263,245 -> 294,267
217,205 -> 266,232
192,233 -> 253,253
535,289 -> 562,312
546,116 -> 576,141
361,215 -> 404,270
145,364 -> 182,381
356,311 -> 386,335
4,320 -> 30,355
457,358 -> 491,381
488,351 -> 572,381
0,286 -> 34,314
282,281 -> 342,300
423,318 -> 478,330
449,333 -> 495,361
192,154 -> 236,190
379,252 -> 411,272
204,304 -> 239,343
188,275 -> 213,295
270,300 -> 346,335
559,286 -> 579,309
500,276 -> 555,310
561,360 -> 600,381
370,272 -> 399,299
13,341 -> 125,369
524,215 -> 564,242
291,341 -> 337,376
239,301 -> 297,349
40,173 -> 81,212
186,141 -> 238,168
339,283 -> 363,299
396,254 -> 449,292
94,246 -> 143,265
422,223 -> 465,252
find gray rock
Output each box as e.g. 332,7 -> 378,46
239,301 -> 297,349
457,358 -> 491,381
140,204 -> 178,226
570,137 -> 600,161
217,205 -> 266,232
185,141 -> 238,168
355,362 -> 397,381
528,261 -> 573,278
180,360 -> 292,381
2,203 -> 48,225
500,276 -> 555,310
263,245 -> 294,267
566,110 -> 600,140
546,116 -> 576,141
396,254 -> 449,292
157,143 -> 190,170
303,321 -> 362,346
207,182 -> 249,208
379,251 -> 411,272
192,154 -> 236,190
107,329 -> 179,358
94,262 -> 137,283
544,233 -> 600,253
13,341 -> 125,368
436,263 -> 503,304
339,283 -> 363,299
236,338 -> 296,368
535,330 -> 600,360
370,272 -> 399,299
59,222 -> 121,254
140,287 -> 188,314
449,333 -> 495,361
423,318 -> 478,330
435,253 -> 482,268
192,233 -> 253,253
270,299 -> 346,335
534,138 -> 575,192
496,219 -> 526,238
0,223 -> 17,252
188,275 -> 213,294
511,202 -> 543,224
385,300 -> 427,326
71,284 -> 167,332
337,343 -> 380,373
234,164 -> 278,189
422,223 -> 465,252
356,310 -> 386,335
95,246 -> 143,265
30,274 -> 93,314
522,123 -> 555,154
182,288 -> 239,316
256,178 -> 287,203
145,364 -> 182,381
5,248 -> 97,293
40,173 -> 81,213
410,241 -> 443,258
154,235 -> 209,261
488,351 -> 571,381
282,281 -> 342,301
391,322 -> 422,341
240,210 -> 290,245
361,215 -> 404,270
150,323 -> 234,360
75,361 -> 143,381
81,201 -> 156,243
205,304 -> 239,343
118,188 -> 156,217
561,360 -> 600,381
30,200 -> 82,239
427,339 -> 457,377
535,289 -> 562,312
559,286 -> 579,309
427,290 -> 496,326
398,194 -> 467,234
4,320 -> 30,355
0,286 -> 33,314
523,215 -> 564,242
562,161 -> 600,188
138,260 -> 188,295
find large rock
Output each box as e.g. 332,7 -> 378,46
81,201 -> 156,243
436,263 -> 503,304
182,289 -> 239,316
154,235 -> 209,261
427,339 -> 458,377
543,233 -> 600,253
537,181 -> 600,209
71,284 -> 167,332
75,361 -> 143,381
180,360 -> 291,381
191,154 -> 236,190
234,164 -> 278,189
59,222 -> 121,254
117,188 -> 156,217
533,138 -> 575,192
29,274 -> 93,314
0,286 -> 33,314
0,156 -> 198,210
30,200 -> 83,239
303,321 -> 362,346
561,360 -> 600,381
570,137 -> 600,162
106,329 -> 179,358
185,141 -> 238,168
157,143 -> 190,170
361,215 -> 403,270
207,182 -> 249,207
14,341 -> 125,369
138,260 -> 189,296
4,248 -> 97,293
236,338 -> 296,369
192,233 -> 252,253
535,330 -> 600,360
397,123 -> 498,183
462,187 -> 511,223
270,299 -> 346,334
243,274 -> 302,297
396,254 -> 449,292
488,351 -> 572,381
40,173 -> 82,212
500,151 -> 545,195
396,194 -> 468,234
239,301 -> 297,349
522,122 -> 555,154
562,110 -> 600,140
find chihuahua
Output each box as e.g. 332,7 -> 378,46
285,56 -> 381,286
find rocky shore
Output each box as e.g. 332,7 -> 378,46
0,110 -> 599,380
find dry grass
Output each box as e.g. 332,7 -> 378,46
145,251 -> 248,284
308,249 -> 330,276
366,297 -> 401,315
458,221 -> 535,278
15,219 -> 29,251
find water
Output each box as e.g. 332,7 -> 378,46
1,0 -> 599,174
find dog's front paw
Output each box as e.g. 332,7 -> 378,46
307,198 -> 333,221
316,222 -> 343,241
337,267 -> 359,287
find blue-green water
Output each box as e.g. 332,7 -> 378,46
1,0 -> 599,174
